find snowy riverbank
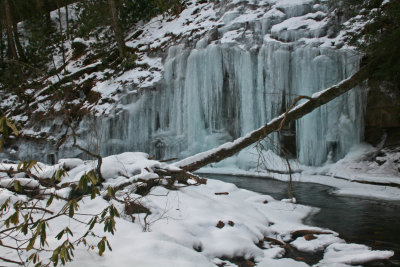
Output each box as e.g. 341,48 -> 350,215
0,152 -> 396,266
198,144 -> 400,201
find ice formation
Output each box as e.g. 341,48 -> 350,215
98,0 -> 365,166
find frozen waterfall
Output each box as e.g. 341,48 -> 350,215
101,41 -> 365,166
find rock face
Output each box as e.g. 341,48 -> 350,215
99,0 -> 366,166
365,81 -> 400,147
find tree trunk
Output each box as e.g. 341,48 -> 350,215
3,0 -> 18,60
35,0 -> 43,10
65,1 -> 70,40
12,19 -> 26,62
3,0 -> 25,62
43,0 -> 52,34
56,0 -> 66,69
107,0 -> 127,59
0,13 -> 4,60
175,67 -> 369,172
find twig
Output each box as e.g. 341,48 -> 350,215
19,206 -> 54,215
0,256 -> 23,265
69,125 -> 104,183
277,95 -> 312,132
159,158 -> 178,163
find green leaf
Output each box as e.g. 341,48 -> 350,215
51,247 -> 60,265
40,222 -> 47,246
103,217 -> 116,234
91,186 -> 100,200
28,253 -> 35,261
31,220 -> 40,229
46,194 -> 54,207
65,227 -> 73,237
106,239 -> 112,251
87,170 -> 98,185
91,188 -> 96,199
101,208 -> 108,219
4,217 -> 10,228
10,211 -> 19,225
0,198 -> 10,211
27,160 -> 38,170
69,203 -> 75,218
111,205 -> 120,218
97,239 -> 105,256
5,118 -> 18,136
54,169 -> 67,181
55,229 -> 65,240
0,118 -> 7,136
66,200 -> 79,218
78,174 -> 89,193
88,216 -> 97,230
17,161 -> 23,170
21,223 -> 29,235
78,175 -> 85,189
107,187 -> 115,197
109,206 -> 115,217
31,161 -> 41,172
60,247 -> 66,262
14,180 -> 23,193
26,233 -> 38,251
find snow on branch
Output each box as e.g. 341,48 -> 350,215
175,67 -> 369,172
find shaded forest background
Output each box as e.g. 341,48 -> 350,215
0,0 -> 182,97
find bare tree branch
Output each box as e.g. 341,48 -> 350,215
0,255 -> 23,265
175,67 -> 369,172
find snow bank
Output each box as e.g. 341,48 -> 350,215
321,243 -> 394,265
0,152 -> 394,266
291,234 -> 344,253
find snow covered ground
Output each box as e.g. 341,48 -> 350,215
0,152 -> 396,266
1,0 -> 398,264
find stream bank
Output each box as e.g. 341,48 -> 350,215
208,174 -> 400,266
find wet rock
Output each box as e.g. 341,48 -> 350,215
216,220 -> 225,228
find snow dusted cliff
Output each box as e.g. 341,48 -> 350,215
5,0 -> 367,166
97,0 -> 365,166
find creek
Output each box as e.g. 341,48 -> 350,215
208,174 -> 400,266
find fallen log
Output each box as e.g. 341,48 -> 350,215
175,67 -> 368,172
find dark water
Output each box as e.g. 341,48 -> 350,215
206,174 -> 400,265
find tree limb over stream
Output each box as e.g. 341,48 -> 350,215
175,67 -> 369,172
